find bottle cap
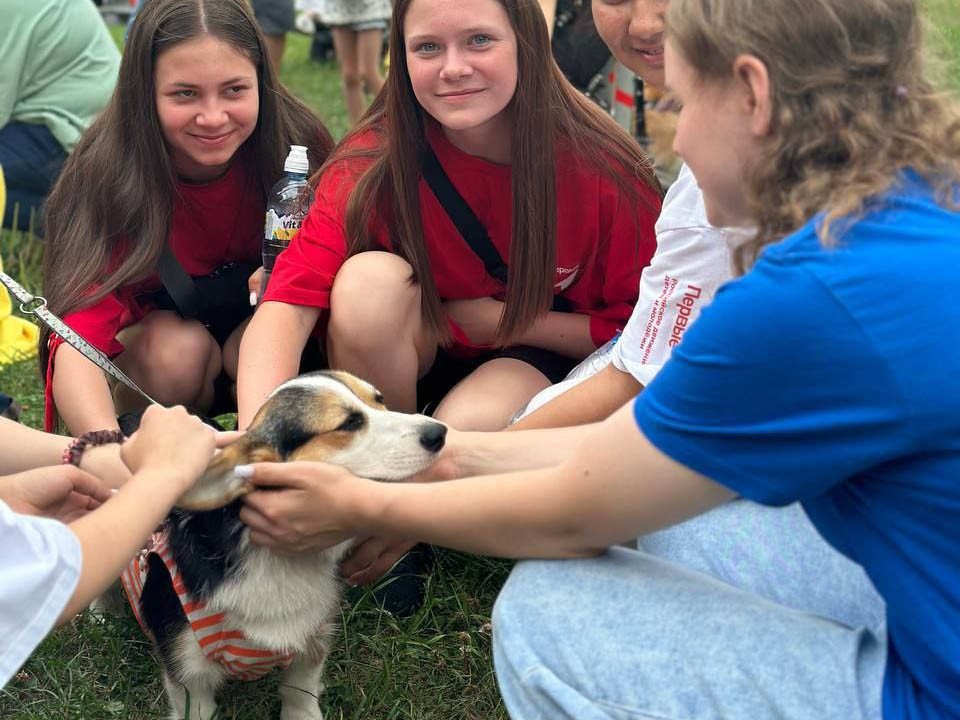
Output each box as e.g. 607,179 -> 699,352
284,145 -> 309,175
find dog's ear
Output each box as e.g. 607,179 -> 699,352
175,436 -> 280,511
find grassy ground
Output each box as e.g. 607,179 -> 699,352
1,9 -> 959,720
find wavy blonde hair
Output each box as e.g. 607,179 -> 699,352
667,0 -> 960,272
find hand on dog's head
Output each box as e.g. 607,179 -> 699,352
175,371 -> 447,511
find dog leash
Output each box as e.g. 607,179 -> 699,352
0,271 -> 160,406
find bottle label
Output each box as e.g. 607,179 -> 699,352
264,208 -> 304,242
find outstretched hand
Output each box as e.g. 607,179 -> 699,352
121,405 -> 216,491
0,465 -> 113,522
240,461 -> 379,554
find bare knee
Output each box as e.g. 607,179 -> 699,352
328,252 -> 422,353
341,69 -> 362,89
434,358 -> 551,430
128,314 -> 220,404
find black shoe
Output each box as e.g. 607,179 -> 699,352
0,393 -> 22,422
370,544 -> 435,618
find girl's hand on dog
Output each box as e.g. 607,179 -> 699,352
239,461 -> 378,554
121,406 -> 216,491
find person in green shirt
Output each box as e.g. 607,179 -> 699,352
0,0 -> 120,232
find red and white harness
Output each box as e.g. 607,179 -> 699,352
120,530 -> 294,681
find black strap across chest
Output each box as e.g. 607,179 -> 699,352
420,144 -> 509,286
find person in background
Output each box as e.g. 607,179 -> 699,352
251,0 -> 297,71
319,0 -> 392,125
0,0 -> 120,233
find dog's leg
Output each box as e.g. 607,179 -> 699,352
163,672 -> 220,720
163,632 -> 224,720
278,630 -> 332,720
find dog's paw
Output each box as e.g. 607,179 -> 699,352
279,707 -> 323,720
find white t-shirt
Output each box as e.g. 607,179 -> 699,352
0,500 -> 80,688
519,164 -> 745,417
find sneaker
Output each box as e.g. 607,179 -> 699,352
369,544 -> 435,618
0,393 -> 22,422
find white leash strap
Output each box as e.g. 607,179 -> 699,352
0,271 -> 160,406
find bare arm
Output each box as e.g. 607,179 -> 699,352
0,417 -> 130,488
510,362 -> 643,431
240,403 -> 735,558
0,417 -> 73,473
58,406 -> 215,622
446,298 -> 595,359
236,301 -> 319,429
51,344 -> 121,435
512,310 -> 595,359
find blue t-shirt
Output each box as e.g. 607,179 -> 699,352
633,172 -> 960,720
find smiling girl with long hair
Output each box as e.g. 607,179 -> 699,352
238,0 -> 662,434
40,0 -> 333,434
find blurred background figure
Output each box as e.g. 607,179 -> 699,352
538,0 -> 557,36
251,0 -> 296,72
318,0 -> 391,126
0,0 -> 119,234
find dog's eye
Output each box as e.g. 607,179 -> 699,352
373,392 -> 385,405
337,412 -> 365,432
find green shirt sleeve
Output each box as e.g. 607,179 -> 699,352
0,0 -> 120,152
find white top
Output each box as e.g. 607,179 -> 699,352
0,500 -> 80,688
317,0 -> 392,25
518,164 -> 747,418
612,163 -> 744,384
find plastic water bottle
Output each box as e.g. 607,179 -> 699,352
261,145 -> 311,300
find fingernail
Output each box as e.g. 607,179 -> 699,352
110,488 -> 119,495
234,464 -> 253,478
249,291 -> 258,307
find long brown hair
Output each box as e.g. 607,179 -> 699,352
40,0 -> 333,371
325,0 -> 660,345
667,0 -> 960,272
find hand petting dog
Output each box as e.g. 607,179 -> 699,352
239,460 -> 377,554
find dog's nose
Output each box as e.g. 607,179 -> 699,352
419,422 -> 447,453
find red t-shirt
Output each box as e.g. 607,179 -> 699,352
44,154 -> 264,429
262,124 -> 661,349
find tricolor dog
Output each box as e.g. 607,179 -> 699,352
121,371 -> 446,720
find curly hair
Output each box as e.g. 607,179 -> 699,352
667,0 -> 960,272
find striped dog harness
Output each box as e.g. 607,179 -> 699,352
120,530 -> 294,680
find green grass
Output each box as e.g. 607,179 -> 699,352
2,553 -> 511,720
1,8 -> 959,719
924,0 -> 960,89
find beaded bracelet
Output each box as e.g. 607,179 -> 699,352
62,429 -> 126,467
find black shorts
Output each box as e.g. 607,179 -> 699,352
416,345 -> 578,415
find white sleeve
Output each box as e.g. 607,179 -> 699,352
0,501 -> 81,688
613,164 -> 742,386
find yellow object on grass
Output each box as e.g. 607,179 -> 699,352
0,166 -> 40,364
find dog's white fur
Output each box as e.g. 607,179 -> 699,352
152,372 -> 444,720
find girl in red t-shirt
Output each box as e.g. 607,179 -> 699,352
40,0 -> 332,434
239,0 -> 662,433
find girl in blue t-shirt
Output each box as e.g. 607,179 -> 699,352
230,0 -> 960,717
